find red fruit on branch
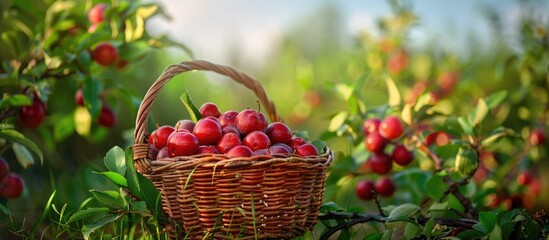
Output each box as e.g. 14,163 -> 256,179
355,180 -> 375,201
365,132 -> 388,153
88,3 -> 108,24
75,88 -> 85,106
18,97 -> 46,128
392,144 -> 414,166
379,116 -> 404,140
425,131 -> 451,146
362,118 -> 381,136
374,177 -> 396,197
167,132 -> 199,157
92,42 -> 118,66
0,173 -> 25,199
516,171 -> 533,186
369,152 -> 393,174
199,102 -> 221,118
97,104 -> 116,128
529,128 -> 545,145
0,157 -> 9,181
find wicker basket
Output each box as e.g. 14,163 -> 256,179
132,60 -> 333,239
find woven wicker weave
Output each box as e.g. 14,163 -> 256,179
132,60 -> 333,239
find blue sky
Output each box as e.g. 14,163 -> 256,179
148,0 -> 545,64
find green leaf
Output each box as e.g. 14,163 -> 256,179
337,229 -> 351,240
31,190 -> 56,235
470,98 -> 489,126
94,171 -> 128,187
104,146 -> 127,175
13,142 -> 34,168
481,127 -> 516,148
320,201 -> 345,212
479,211 -> 498,233
136,171 -> 162,221
404,222 -> 421,239
83,77 -> 102,118
364,233 -> 383,240
457,230 -> 486,239
311,139 -> 327,154
425,174 -> 447,200
328,111 -> 348,132
0,203 -> 11,215
147,35 -> 193,57
124,147 -> 143,200
0,94 -> 31,108
423,217 -> 436,238
484,90 -> 507,109
385,75 -> 401,107
489,224 -> 502,240
0,129 -> 43,163
44,52 -> 62,69
68,207 -> 110,223
53,113 -> 75,141
388,203 -> 420,221
89,190 -> 126,210
82,214 -> 119,240
179,91 -> 201,122
457,117 -> 474,138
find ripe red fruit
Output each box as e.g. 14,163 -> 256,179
295,143 -> 319,157
219,110 -> 239,127
75,89 -> 84,106
88,3 -> 108,24
151,126 -> 175,149
374,177 -> 396,197
167,132 -> 199,157
369,153 -> 393,174
92,42 -> 118,66
387,50 -> 408,74
97,104 -> 116,128
235,109 -> 268,135
226,145 -> 253,158
222,126 -> 240,136
199,102 -> 221,118
392,145 -> 414,166
198,145 -> 219,154
0,173 -> 24,199
355,180 -> 375,201
253,149 -> 269,156
156,147 -> 169,159
365,132 -> 388,153
0,157 -> 9,181
529,128 -> 545,145
18,98 -> 45,128
269,144 -> 292,156
216,132 -> 242,153
362,118 -> 381,136
379,116 -> 404,140
425,131 -> 451,146
516,172 -> 533,186
193,118 -> 223,145
290,137 -> 307,150
265,122 -> 292,145
175,119 -> 195,132
243,131 -> 271,151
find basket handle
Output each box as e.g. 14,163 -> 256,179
133,60 -> 280,172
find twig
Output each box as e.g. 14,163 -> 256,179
318,211 -> 479,240
372,191 -> 386,217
